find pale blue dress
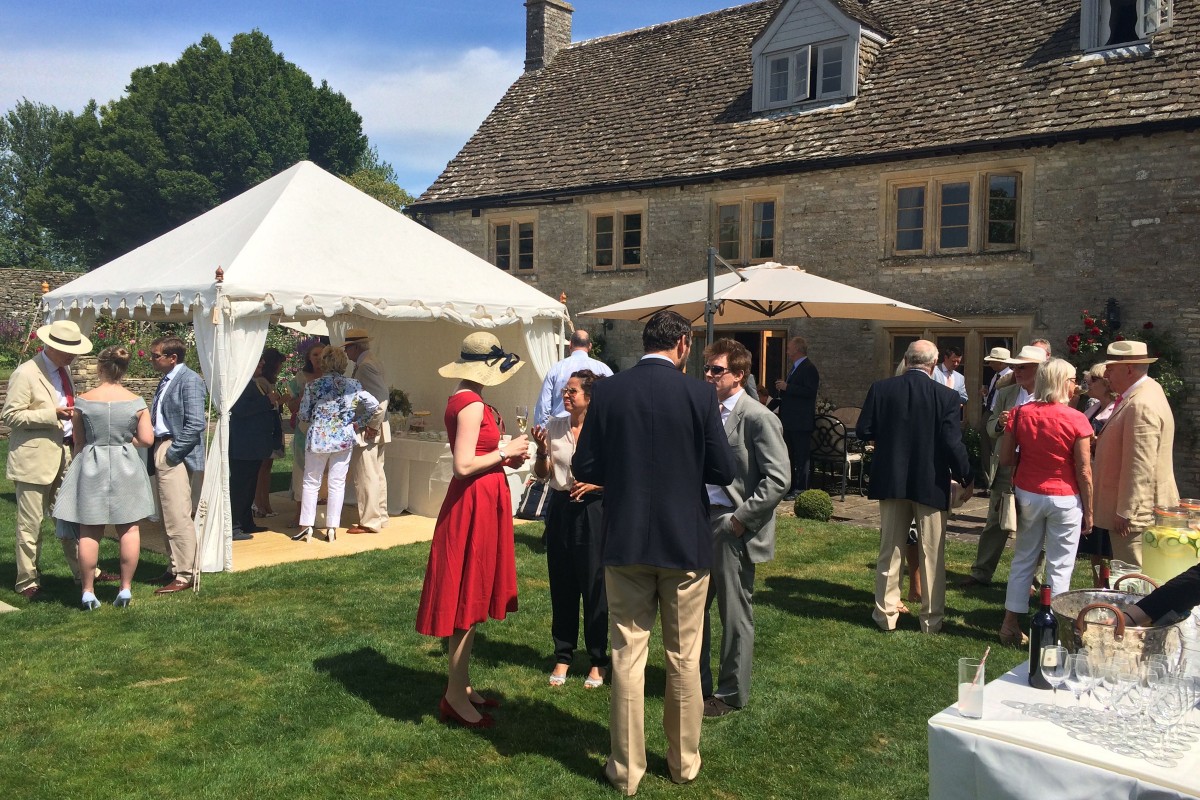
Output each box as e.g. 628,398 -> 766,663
53,398 -> 156,526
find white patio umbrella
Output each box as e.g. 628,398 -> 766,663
581,262 -> 957,337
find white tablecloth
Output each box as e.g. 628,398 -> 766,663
383,435 -> 530,518
928,662 -> 1200,800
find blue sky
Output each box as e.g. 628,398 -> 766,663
1,1 -> 738,196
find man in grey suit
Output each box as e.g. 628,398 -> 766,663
147,336 -> 208,594
698,339 -> 790,717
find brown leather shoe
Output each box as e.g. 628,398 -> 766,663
96,571 -> 121,583
149,571 -> 176,586
154,579 -> 193,595
17,586 -> 41,600
346,525 -> 376,534
703,696 -> 738,718
957,576 -> 989,589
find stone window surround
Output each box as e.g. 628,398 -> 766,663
710,186 -> 784,266
585,199 -> 647,272
879,158 -> 1034,259
487,211 -> 538,272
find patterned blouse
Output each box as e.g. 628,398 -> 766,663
298,373 -> 380,453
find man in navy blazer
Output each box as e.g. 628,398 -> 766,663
574,310 -> 734,797
857,340 -> 972,634
772,337 -> 819,499
148,336 -> 208,594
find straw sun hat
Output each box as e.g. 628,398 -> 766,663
439,332 -> 523,386
36,320 -> 92,355
1101,340 -> 1158,365
1003,345 -> 1049,366
983,346 -> 1011,364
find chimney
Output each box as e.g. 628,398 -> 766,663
525,0 -> 574,72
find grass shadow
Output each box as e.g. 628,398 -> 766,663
513,528 -> 545,555
315,646 -> 610,784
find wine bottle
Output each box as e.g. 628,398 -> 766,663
1028,586 -> 1056,689
1099,563 -> 1111,590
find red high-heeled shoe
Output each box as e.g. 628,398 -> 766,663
439,696 -> 494,729
468,692 -> 501,708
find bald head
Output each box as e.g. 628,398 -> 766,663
569,330 -> 592,351
905,339 -> 939,372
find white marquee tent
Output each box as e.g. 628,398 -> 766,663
42,161 -> 568,574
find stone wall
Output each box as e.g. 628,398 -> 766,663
422,131 -> 1200,492
0,268 -> 79,322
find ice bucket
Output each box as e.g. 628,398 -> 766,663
1050,576 -> 1186,671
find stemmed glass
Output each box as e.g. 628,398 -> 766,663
514,404 -> 530,433
1143,676 -> 1190,767
1040,645 -> 1069,714
1064,654 -> 1094,722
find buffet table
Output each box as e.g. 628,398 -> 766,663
928,662 -> 1200,800
383,435 -> 530,518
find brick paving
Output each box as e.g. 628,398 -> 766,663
779,489 -> 1001,547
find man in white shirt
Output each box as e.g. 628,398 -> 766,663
534,329 -> 613,426
979,347 -> 1012,487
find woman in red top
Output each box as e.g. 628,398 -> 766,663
996,358 -> 1094,645
416,332 -> 529,728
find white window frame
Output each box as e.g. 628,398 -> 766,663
758,38 -> 849,111
488,214 -> 537,272
1080,0 -> 1171,52
883,163 -> 1028,258
589,204 -> 645,271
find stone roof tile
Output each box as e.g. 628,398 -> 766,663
415,0 -> 1200,208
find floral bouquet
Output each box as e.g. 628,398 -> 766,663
388,387 -> 413,416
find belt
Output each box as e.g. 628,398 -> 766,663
63,436 -> 74,448
155,435 -> 173,444
709,503 -> 734,513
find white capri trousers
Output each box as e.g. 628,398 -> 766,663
1004,487 -> 1083,614
300,448 -> 353,529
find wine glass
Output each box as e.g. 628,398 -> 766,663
514,404 -> 529,433
1040,645 -> 1069,712
1144,677 -> 1189,766
1064,653 -> 1093,719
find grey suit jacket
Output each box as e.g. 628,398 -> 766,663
351,350 -> 391,445
722,392 -> 790,564
158,365 -> 208,471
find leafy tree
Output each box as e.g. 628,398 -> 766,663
343,146 -> 415,212
0,100 -> 88,269
31,30 -> 368,266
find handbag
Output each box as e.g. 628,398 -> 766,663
998,405 -> 1023,532
515,477 -> 549,520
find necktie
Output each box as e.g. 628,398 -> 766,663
57,367 -> 74,409
152,375 -> 169,427
1112,393 -> 1124,410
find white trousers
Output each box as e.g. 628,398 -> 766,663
300,449 -> 352,529
1004,487 -> 1082,614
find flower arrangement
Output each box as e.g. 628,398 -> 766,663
1065,306 -> 1185,408
388,387 -> 413,416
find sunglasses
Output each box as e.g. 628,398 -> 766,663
702,364 -> 728,376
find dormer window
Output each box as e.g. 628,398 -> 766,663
750,0 -> 884,114
1080,0 -> 1171,51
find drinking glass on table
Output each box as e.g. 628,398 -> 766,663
1144,677 -> 1190,766
1064,654 -> 1093,718
1040,645 -> 1069,710
514,404 -> 529,433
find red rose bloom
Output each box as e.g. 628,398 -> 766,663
1143,321 -> 1154,329
1090,327 -> 1101,335
1115,334 -> 1125,341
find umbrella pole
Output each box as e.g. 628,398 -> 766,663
705,247 -> 716,345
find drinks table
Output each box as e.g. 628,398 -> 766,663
383,434 -> 531,518
928,662 -> 1200,800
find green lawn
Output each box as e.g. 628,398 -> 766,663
0,442 -> 1033,800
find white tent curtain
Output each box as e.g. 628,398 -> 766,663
192,305 -> 270,573
521,317 -> 562,381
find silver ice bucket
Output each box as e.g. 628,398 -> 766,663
1051,576 -> 1186,671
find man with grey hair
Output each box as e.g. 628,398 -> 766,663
343,328 -> 389,534
534,329 -> 612,426
857,340 -> 973,633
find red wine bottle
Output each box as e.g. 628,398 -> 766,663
1028,586 -> 1056,689
1099,563 -> 1111,590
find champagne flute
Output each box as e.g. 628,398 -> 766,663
1064,653 -> 1092,719
515,404 -> 529,433
1040,645 -> 1069,712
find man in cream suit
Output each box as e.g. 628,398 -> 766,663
2,320 -> 102,599
343,328 -> 389,533
1093,340 -> 1179,567
698,339 -> 789,717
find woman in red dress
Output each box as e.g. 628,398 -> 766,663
416,332 -> 529,728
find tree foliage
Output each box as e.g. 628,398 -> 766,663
0,100 -> 88,270
343,146 -> 415,212
30,30 -> 369,266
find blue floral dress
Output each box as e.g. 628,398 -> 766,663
298,374 -> 380,453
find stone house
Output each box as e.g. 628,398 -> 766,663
409,0 -> 1200,490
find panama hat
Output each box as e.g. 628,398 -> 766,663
1101,340 -> 1157,365
439,332 -> 523,386
1003,345 -> 1049,366
983,346 -> 1011,364
344,328 -> 371,344
36,320 -> 92,355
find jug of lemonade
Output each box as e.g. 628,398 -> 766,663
1142,504 -> 1200,585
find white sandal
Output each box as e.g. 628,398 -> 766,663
584,673 -> 604,689
548,672 -> 567,687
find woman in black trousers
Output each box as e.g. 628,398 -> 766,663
530,369 -> 609,687
229,355 -> 279,539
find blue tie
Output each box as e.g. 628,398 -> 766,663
151,375 -> 169,427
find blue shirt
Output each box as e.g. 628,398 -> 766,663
534,349 -> 613,425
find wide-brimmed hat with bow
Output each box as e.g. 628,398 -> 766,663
1101,340 -> 1158,365
36,320 -> 92,355
438,332 -> 523,386
983,346 -> 1011,364
1003,345 -> 1049,366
